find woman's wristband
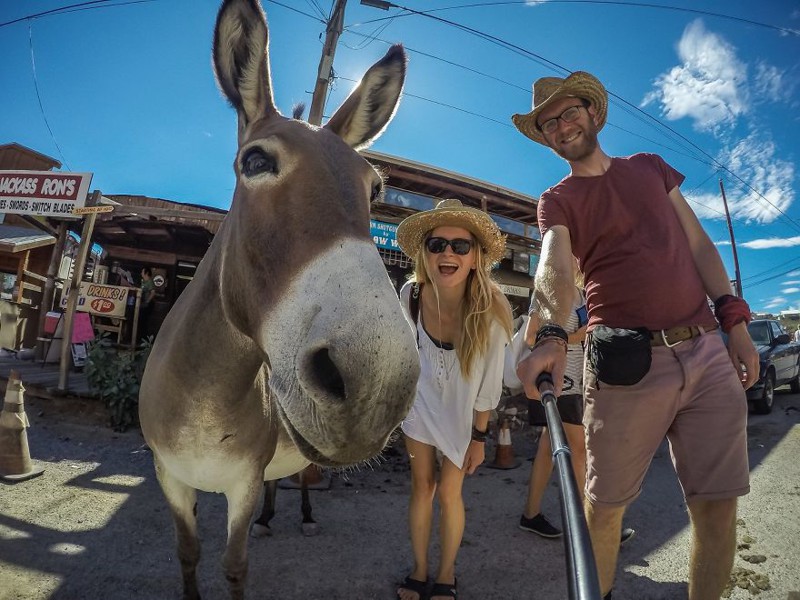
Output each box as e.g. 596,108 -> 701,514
471,426 -> 487,443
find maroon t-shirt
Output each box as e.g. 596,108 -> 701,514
538,153 -> 716,331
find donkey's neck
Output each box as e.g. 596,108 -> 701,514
159,248 -> 265,393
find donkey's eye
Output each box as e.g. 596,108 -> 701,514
241,148 -> 278,177
370,181 -> 384,203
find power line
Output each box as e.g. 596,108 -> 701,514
354,1 -> 798,38
304,0 -> 327,20
338,75 -> 514,127
264,0 -> 325,22
1,0 -> 119,28
46,0 -> 157,17
28,23 -> 70,170
353,2 -> 800,235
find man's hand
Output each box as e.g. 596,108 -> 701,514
727,322 -> 759,390
516,339 -> 567,400
462,440 -> 485,474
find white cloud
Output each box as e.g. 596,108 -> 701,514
783,280 -> 800,285
739,236 -> 800,249
753,62 -> 787,102
765,297 -> 787,309
642,20 -> 748,132
783,287 -> 800,294
724,134 -> 795,223
686,132 -> 795,224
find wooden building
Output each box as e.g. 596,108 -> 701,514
0,144 -> 61,349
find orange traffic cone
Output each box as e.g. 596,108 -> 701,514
0,371 -> 45,482
486,418 -> 521,470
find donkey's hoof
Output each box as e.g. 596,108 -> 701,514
250,522 -> 273,538
301,522 -> 319,537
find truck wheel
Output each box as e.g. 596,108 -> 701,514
753,372 -> 774,415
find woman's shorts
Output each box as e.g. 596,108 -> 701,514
528,393 -> 583,427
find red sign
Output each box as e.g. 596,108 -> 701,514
0,170 -> 92,218
90,298 -> 115,313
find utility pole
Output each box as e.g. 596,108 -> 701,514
308,0 -> 347,126
719,178 -> 743,298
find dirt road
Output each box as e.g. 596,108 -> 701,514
1,389 -> 799,599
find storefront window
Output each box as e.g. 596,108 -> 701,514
384,187 -> 435,211
0,272 -> 17,300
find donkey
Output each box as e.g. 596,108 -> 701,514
138,0 -> 419,598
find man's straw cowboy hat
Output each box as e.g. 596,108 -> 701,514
396,199 -> 506,269
512,71 -> 608,146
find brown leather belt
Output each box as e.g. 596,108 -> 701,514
650,324 -> 719,347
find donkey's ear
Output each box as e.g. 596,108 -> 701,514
213,0 -> 278,129
324,45 -> 406,150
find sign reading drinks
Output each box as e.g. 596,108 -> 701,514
0,170 -> 92,217
60,282 -> 130,318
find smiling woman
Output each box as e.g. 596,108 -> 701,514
394,197 -> 512,600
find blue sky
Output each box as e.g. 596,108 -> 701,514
1,0 -> 799,314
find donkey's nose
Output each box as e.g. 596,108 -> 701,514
309,348 -> 346,401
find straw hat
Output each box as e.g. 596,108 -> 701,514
396,199 -> 506,268
511,71 -> 608,146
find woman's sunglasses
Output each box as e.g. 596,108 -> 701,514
425,237 -> 474,255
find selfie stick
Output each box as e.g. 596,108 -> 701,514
536,372 -> 602,600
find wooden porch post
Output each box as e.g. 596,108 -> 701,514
58,191 -> 100,392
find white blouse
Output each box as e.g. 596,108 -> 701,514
399,282 -> 507,468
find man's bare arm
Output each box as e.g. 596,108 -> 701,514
668,186 -> 758,388
517,224 -> 574,399
534,225 -> 575,327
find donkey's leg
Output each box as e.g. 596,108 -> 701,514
155,459 -> 201,600
250,480 -> 276,538
223,474 -> 263,600
300,470 -> 318,536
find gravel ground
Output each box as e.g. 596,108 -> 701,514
1,390 -> 799,600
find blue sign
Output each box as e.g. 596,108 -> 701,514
371,219 -> 399,250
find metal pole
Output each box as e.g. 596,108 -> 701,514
307,0 -> 347,126
537,373 -> 601,600
719,179 -> 743,297
58,190 -> 100,391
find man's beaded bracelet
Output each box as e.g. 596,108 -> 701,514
534,323 -> 568,345
531,336 -> 568,353
471,426 -> 487,443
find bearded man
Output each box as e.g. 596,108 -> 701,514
512,71 -> 759,600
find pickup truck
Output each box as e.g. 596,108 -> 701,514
745,319 -> 800,414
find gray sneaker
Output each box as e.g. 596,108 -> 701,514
519,513 -> 563,538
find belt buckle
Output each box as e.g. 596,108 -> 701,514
660,328 -> 683,348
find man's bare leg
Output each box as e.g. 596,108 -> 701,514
585,501 -> 625,596
687,497 -> 737,600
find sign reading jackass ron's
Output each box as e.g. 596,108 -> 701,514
60,282 -> 131,318
0,170 -> 92,217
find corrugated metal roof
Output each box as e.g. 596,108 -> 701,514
0,224 -> 56,253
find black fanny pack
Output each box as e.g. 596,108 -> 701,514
588,325 -> 652,386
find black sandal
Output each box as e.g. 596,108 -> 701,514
397,575 -> 429,600
429,578 -> 457,599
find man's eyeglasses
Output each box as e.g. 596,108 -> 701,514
537,104 -> 588,135
425,237 -> 473,255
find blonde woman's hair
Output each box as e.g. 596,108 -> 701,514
411,235 -> 513,378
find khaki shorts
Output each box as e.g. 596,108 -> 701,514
583,331 -> 749,507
